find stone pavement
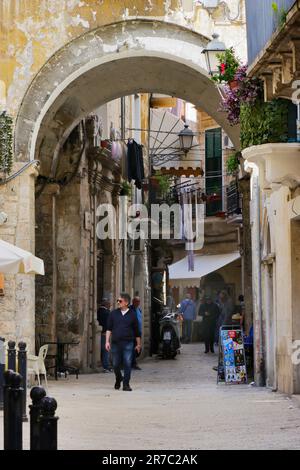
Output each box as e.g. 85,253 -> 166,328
1,342 -> 300,450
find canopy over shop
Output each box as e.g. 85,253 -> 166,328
168,252 -> 241,289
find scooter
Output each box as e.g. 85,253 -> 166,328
158,307 -> 181,359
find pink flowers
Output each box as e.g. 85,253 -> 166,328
220,65 -> 263,126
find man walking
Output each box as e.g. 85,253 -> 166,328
106,293 -> 141,391
97,298 -> 112,373
179,293 -> 196,343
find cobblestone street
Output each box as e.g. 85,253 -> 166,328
1,343 -> 300,450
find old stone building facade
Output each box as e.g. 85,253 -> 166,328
0,0 -> 246,369
243,0 -> 300,394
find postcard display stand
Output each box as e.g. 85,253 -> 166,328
217,326 -> 247,384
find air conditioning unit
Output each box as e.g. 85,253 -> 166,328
223,134 -> 235,149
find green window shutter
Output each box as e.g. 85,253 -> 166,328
205,131 -> 214,158
205,128 -> 222,216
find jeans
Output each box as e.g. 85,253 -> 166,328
183,319 -> 193,342
132,341 -> 137,367
111,341 -> 134,386
101,334 -> 110,370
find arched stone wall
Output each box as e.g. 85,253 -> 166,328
14,19 -> 240,172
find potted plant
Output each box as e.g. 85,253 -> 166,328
226,151 -> 241,175
149,176 -> 160,189
211,47 -> 240,86
150,174 -> 171,194
220,65 -> 263,126
156,174 -> 171,194
120,181 -> 131,196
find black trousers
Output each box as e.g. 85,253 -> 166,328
204,339 -> 215,352
203,323 -> 215,352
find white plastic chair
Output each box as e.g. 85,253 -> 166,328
27,344 -> 49,390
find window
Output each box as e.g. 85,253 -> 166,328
205,128 -> 222,216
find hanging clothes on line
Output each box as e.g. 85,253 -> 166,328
127,139 -> 145,189
179,188 -> 196,272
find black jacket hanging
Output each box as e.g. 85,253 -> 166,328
127,139 -> 145,189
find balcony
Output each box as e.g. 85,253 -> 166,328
246,0 -> 296,67
226,182 -> 242,225
245,1 -> 300,102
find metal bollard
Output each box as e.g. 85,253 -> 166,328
29,386 -> 46,450
3,370 -> 23,450
18,342 -> 28,422
7,340 -> 16,371
0,337 -> 5,410
39,396 -> 59,450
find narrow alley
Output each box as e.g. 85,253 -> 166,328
2,0 -> 300,454
2,343 -> 300,450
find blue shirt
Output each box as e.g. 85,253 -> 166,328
130,305 -> 142,336
180,299 -> 196,320
135,307 -> 142,336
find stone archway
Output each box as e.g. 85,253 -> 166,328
12,18 -> 241,365
15,18 -> 240,171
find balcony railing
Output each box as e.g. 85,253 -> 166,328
246,0 -> 296,67
226,182 -> 242,221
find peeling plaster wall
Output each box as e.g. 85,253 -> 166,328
0,163 -> 37,352
0,0 -> 178,115
0,1 -> 246,117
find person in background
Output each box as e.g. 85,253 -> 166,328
166,291 -> 176,311
97,298 -> 112,373
219,290 -> 235,326
179,292 -> 196,343
232,294 -> 245,328
106,293 -> 141,391
131,296 -> 142,370
238,294 -> 245,328
199,296 -> 220,353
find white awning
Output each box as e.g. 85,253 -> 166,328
168,252 -> 241,287
0,239 -> 45,275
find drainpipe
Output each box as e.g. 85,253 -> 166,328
52,192 -> 57,342
247,162 -> 265,386
237,226 -> 245,295
121,97 -> 126,292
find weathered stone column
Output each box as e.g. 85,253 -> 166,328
0,162 -> 39,353
238,176 -> 253,334
243,143 -> 300,393
142,244 -> 151,356
35,183 -> 60,343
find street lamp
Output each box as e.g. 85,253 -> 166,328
201,33 -> 226,76
178,124 -> 195,154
